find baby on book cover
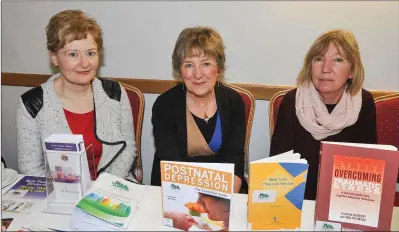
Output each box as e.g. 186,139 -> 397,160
161,161 -> 234,231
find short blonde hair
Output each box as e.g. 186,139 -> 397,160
46,10 -> 103,53
172,26 -> 226,81
296,29 -> 364,96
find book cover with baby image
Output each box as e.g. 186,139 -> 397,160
160,161 -> 235,231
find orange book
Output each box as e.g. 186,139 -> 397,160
160,161 -> 234,231
248,150 -> 308,230
315,142 -> 399,231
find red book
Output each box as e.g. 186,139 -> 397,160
315,142 -> 399,231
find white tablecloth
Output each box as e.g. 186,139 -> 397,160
2,175 -> 399,231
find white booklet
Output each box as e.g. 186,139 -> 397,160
71,173 -> 148,231
44,134 -> 92,204
46,152 -> 84,202
1,199 -> 35,214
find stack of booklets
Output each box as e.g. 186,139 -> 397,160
44,134 -> 91,203
247,150 -> 309,230
315,142 -> 399,231
71,173 -> 148,231
2,176 -> 48,216
160,161 -> 234,231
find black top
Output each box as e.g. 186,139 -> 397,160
270,88 -> 377,200
192,112 -> 217,143
325,104 -> 336,113
151,83 -> 246,186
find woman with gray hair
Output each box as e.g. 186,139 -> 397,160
151,27 -> 246,193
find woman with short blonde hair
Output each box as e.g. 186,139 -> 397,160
297,30 -> 364,96
270,29 -> 377,200
17,10 -> 138,182
172,26 -> 226,81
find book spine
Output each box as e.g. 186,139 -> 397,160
314,145 -> 324,224
45,142 -> 81,152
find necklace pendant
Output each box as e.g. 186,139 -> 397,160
204,113 -> 209,123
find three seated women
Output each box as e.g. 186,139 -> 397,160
17,10 -> 378,196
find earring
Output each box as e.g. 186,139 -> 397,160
347,78 -> 353,87
182,82 -> 185,90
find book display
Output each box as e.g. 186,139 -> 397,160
42,134 -> 92,215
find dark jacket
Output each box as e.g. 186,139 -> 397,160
270,88 -> 377,200
151,83 -> 246,186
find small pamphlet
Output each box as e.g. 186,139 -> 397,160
47,152 -> 83,202
20,224 -> 64,232
1,199 -> 34,214
5,176 -> 48,199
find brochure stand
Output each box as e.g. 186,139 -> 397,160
42,144 -> 93,215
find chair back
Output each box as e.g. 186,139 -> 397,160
375,93 -> 399,207
121,83 -> 145,184
396,192 -> 399,207
269,89 -> 290,137
375,93 -> 399,148
223,83 -> 255,182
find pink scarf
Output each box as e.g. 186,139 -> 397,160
295,83 -> 362,140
